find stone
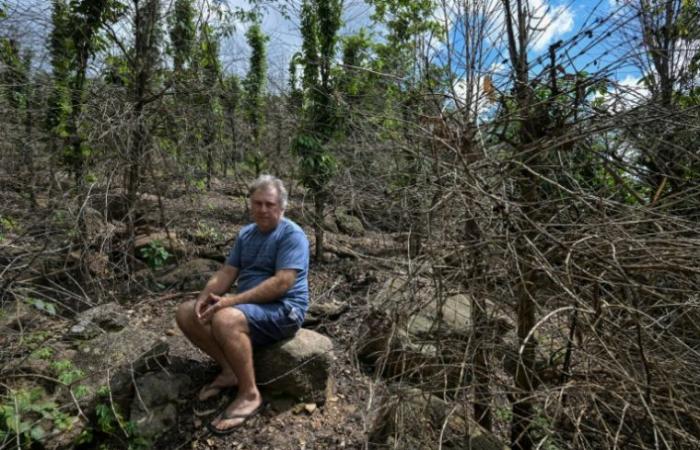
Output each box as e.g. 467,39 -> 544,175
356,308 -> 471,392
70,302 -> 129,340
322,213 -> 339,233
69,326 -> 169,408
303,300 -> 349,327
367,386 -> 506,450
304,403 -> 317,414
69,321 -> 101,340
156,258 -> 220,291
130,371 -> 191,438
254,329 -> 333,404
358,275 -> 515,392
322,251 -> 339,262
373,277 -> 468,337
373,276 -> 514,340
334,207 -> 364,237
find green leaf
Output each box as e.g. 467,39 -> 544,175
30,426 -> 45,441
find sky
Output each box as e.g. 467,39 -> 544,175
217,0 -> 644,86
0,0 -> 653,95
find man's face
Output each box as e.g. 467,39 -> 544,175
250,186 -> 284,232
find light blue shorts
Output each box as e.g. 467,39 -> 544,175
233,302 -> 303,346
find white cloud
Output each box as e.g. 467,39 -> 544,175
529,0 -> 574,52
452,62 -> 504,119
598,74 -> 650,112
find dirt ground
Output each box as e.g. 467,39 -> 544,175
126,185 -> 398,450
0,179 -> 407,450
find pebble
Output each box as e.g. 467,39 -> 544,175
304,403 -> 317,414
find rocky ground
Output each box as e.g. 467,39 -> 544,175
1,177 -> 511,449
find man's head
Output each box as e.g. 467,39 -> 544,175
248,175 -> 288,232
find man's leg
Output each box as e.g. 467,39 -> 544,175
175,300 -> 238,396
208,307 -> 263,431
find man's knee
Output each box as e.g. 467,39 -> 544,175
176,300 -> 197,331
211,307 -> 248,341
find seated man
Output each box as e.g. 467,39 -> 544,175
176,174 -> 309,435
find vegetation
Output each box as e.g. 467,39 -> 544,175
0,0 -> 698,449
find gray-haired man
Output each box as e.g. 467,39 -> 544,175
176,175 -> 309,434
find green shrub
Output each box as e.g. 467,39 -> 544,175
0,388 -> 74,446
139,240 -> 171,269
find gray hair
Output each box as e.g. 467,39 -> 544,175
248,174 -> 288,210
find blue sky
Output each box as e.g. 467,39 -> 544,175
220,0 -> 643,86
0,0 -> 646,90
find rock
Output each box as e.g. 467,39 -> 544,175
323,213 -> 339,233
321,251 -> 339,262
69,326 -> 169,408
130,371 -> 191,438
367,386 -> 506,450
358,276 -> 515,391
134,231 -> 187,258
254,329 -> 333,404
303,300 -> 349,327
304,403 -> 317,414
334,207 -> 364,237
69,321 -> 101,340
373,275 -> 514,340
356,308 -> 468,392
373,277 -> 467,337
156,258 -> 220,291
70,302 -> 129,340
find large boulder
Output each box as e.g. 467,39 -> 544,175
356,309 -> 467,391
130,371 -> 191,439
322,213 -> 339,233
367,386 -> 506,450
254,329 -> 333,404
373,277 -> 469,338
371,275 -> 513,340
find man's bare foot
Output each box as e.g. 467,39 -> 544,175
208,390 -> 263,434
198,371 -> 238,401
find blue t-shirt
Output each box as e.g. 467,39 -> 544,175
225,218 -> 309,313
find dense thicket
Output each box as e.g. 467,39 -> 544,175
1,0 -> 699,449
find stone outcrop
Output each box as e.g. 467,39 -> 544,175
254,328 -> 334,404
357,275 -> 514,391
67,303 -> 169,407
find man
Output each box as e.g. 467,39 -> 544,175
176,174 -> 309,435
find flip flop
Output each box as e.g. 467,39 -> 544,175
193,384 -> 236,417
206,402 -> 265,436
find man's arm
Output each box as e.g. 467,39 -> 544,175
223,269 -> 297,307
198,269 -> 297,322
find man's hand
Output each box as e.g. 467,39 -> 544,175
196,293 -> 226,324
